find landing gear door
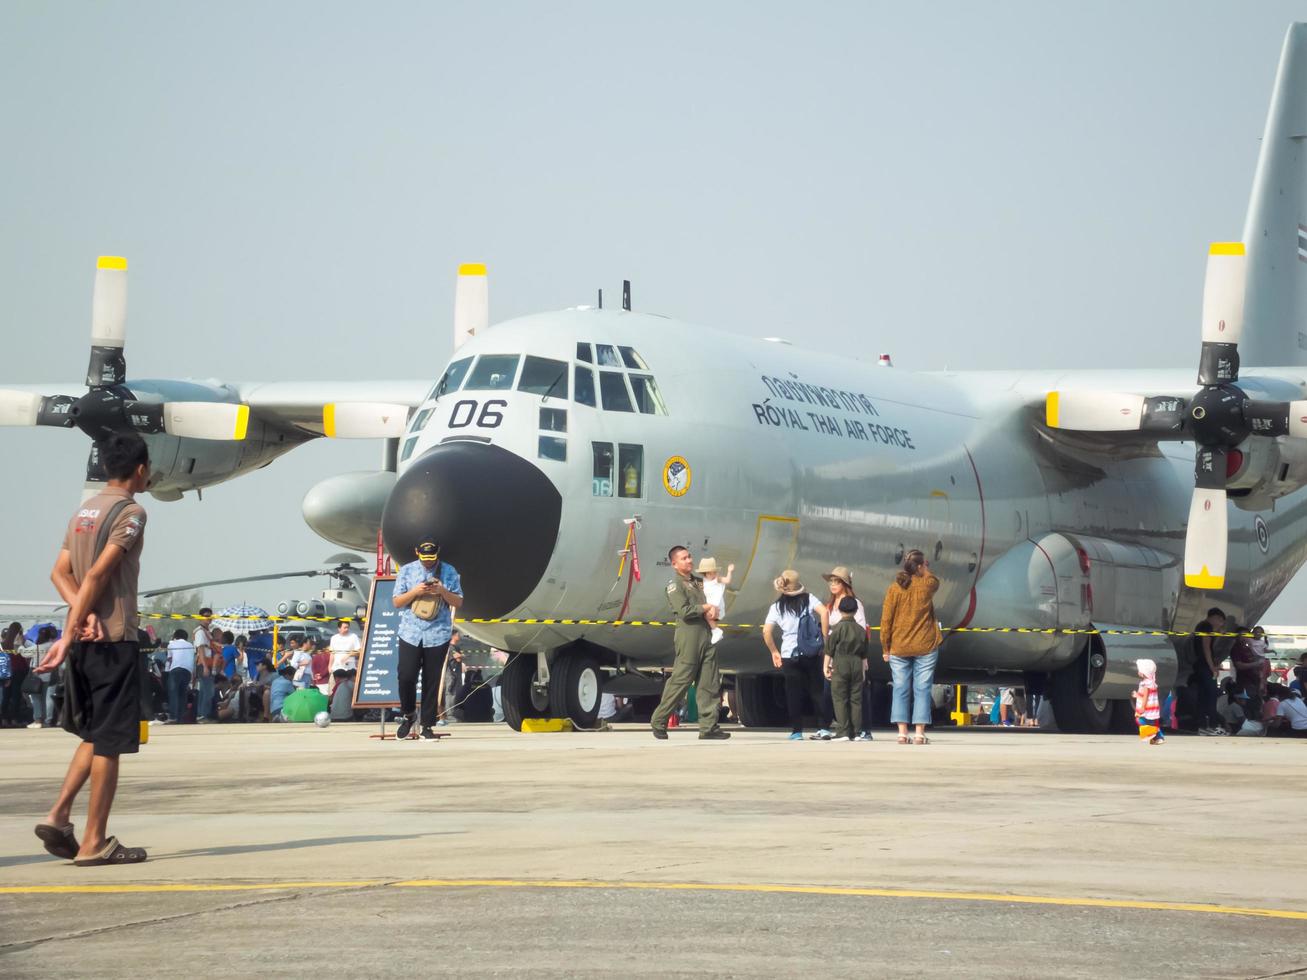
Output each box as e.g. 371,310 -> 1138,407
731,516 -> 799,624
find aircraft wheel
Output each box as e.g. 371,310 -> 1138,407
501,653 -> 548,731
734,674 -> 786,728
1048,660 -> 1114,733
548,652 -> 602,729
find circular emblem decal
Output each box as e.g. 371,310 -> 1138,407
662,456 -> 691,497
1255,515 -> 1270,554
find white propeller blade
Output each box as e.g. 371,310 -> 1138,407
322,402 -> 409,439
91,255 -> 128,349
1288,401 -> 1307,439
163,403 -> 249,440
1184,487 -> 1228,589
0,390 -> 41,426
1045,391 -> 1145,431
453,262 -> 488,350
1200,243 -> 1246,346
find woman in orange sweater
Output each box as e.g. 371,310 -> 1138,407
880,550 -> 941,745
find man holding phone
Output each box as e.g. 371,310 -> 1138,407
391,539 -> 463,740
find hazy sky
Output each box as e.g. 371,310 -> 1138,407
3,2 -> 1307,621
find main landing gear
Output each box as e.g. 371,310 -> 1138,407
499,649 -> 603,731
1048,639 -> 1135,734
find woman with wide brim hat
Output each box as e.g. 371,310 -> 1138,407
762,570 -> 830,740
822,566 -> 874,741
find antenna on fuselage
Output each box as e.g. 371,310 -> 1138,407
597,288 -> 603,309
622,280 -> 631,311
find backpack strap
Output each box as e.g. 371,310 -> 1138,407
92,499 -> 134,562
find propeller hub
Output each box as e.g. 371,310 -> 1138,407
1188,384 -> 1247,447
71,387 -> 130,440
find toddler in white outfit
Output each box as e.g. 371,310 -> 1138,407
697,557 -> 735,645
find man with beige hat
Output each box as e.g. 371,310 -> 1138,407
651,546 -> 730,740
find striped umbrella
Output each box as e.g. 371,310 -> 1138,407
211,603 -> 274,634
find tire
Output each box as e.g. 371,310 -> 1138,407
500,653 -> 548,731
735,674 -> 786,728
1048,646 -> 1114,734
548,652 -> 602,729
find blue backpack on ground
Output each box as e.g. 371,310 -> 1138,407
796,602 -> 824,657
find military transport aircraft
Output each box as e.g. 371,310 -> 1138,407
5,24 -> 1307,733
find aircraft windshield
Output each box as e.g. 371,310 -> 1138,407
517,356 -> 569,398
628,375 -> 667,415
434,356 -> 473,398
464,354 -> 520,391
574,365 -> 596,407
599,372 -> 635,412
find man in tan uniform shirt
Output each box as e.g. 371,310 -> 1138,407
33,432 -> 151,866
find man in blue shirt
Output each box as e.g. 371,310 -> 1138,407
268,664 -> 296,721
391,539 -> 463,740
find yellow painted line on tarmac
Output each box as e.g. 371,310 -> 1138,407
3,877 -> 1307,920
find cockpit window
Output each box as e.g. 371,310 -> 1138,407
517,356 -> 569,399
409,408 -> 435,433
595,344 -> 622,368
434,356 -> 473,398
576,342 -> 593,363
574,365 -> 596,407
628,375 -> 668,415
463,354 -> 520,391
618,346 -> 648,370
599,372 -> 634,412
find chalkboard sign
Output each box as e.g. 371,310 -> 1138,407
353,576 -> 427,708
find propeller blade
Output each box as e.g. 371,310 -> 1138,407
161,403 -> 250,440
1045,392 -> 1187,435
1290,401 -> 1307,439
1244,399 -> 1291,438
141,569 -> 326,598
453,262 -> 488,350
0,391 -> 78,428
1184,485 -> 1228,589
322,402 -> 409,438
0,390 -> 41,426
87,256 -> 128,388
1197,242 -> 1245,386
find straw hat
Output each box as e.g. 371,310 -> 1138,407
773,569 -> 806,596
822,566 -> 853,589
696,557 -> 719,575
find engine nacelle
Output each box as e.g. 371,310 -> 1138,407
302,470 -> 396,552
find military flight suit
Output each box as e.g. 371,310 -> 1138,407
651,572 -> 723,735
827,617 -> 868,740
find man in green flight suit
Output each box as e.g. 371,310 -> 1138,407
651,546 -> 731,740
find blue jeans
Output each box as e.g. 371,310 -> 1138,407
196,674 -> 216,719
890,650 -> 939,726
167,668 -> 192,722
27,682 -> 56,724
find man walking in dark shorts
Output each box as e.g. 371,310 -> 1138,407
32,432 -> 151,866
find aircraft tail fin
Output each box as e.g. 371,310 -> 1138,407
1241,23 -> 1307,368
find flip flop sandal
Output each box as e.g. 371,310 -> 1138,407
34,822 -> 79,861
896,735 -> 910,745
914,736 -> 930,745
73,836 -> 148,867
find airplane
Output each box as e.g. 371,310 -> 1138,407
4,24 -> 1307,734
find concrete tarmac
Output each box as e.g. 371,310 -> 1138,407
1,723 -> 1305,978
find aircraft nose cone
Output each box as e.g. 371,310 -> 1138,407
381,442 -> 562,619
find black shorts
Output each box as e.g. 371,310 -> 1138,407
62,641 -> 142,757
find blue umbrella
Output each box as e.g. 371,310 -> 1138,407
24,622 -> 59,643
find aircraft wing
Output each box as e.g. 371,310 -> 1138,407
235,380 -> 432,434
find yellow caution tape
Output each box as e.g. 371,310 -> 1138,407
135,610 -> 1287,639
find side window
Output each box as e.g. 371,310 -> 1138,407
618,346 -> 648,369
434,357 -> 473,398
599,372 -> 634,412
595,343 -> 622,367
518,356 -> 568,398
409,408 -> 434,433
574,365 -> 596,407
464,354 -> 520,391
576,342 -> 593,363
538,436 -> 566,461
591,443 -> 614,497
400,437 -> 419,462
618,444 -> 643,498
628,375 -> 668,415
540,407 -> 567,432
